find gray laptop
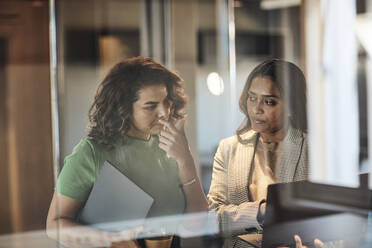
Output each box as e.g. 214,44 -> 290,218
78,161 -> 154,232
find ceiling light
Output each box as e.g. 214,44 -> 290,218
207,72 -> 224,96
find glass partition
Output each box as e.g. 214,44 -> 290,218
55,0 -> 143,162
0,0 -> 371,247
195,0 -> 305,192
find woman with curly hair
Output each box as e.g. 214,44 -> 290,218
46,56 -> 208,248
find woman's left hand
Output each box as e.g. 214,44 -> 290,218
276,235 -> 324,248
293,235 -> 324,248
158,118 -> 192,164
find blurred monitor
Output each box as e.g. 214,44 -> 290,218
262,177 -> 371,248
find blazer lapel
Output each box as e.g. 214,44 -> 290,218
231,131 -> 257,203
277,127 -> 304,183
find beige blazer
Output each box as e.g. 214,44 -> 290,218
207,127 -> 308,247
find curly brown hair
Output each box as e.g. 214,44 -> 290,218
87,56 -> 187,147
237,59 -> 307,143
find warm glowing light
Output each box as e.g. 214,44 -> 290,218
207,72 -> 224,96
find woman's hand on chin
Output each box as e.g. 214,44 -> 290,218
158,118 -> 192,165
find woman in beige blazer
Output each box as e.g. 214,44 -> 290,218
207,59 -> 308,248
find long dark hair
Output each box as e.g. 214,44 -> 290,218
237,59 -> 307,143
87,56 -> 187,147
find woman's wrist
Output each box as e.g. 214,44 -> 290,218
175,151 -> 194,168
179,169 -> 197,185
179,178 -> 196,188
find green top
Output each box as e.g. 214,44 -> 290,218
56,135 -> 186,218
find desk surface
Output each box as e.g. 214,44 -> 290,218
238,233 -> 262,248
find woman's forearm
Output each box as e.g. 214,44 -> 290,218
47,218 -> 141,248
47,217 -> 113,247
157,119 -> 208,212
177,153 -> 208,213
210,200 -> 262,235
